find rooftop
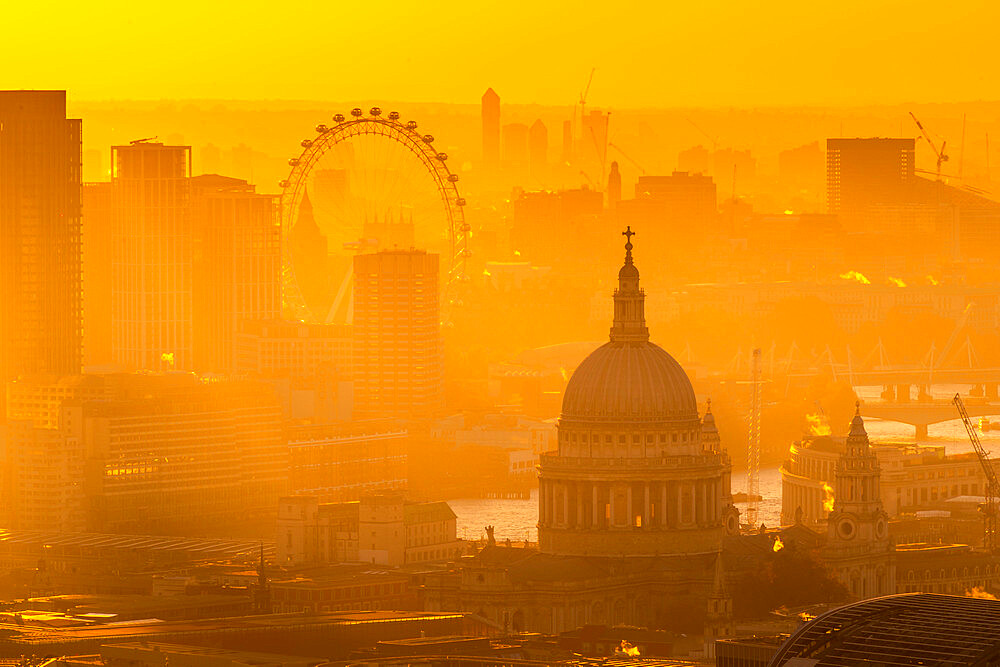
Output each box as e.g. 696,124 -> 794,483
770,593 -> 1000,665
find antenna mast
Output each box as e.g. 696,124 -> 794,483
746,348 -> 762,528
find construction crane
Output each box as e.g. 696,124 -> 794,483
953,393 -> 999,551
909,111 -> 949,180
686,118 -> 719,151
578,68 -> 596,137
609,143 -> 646,175
746,348 -> 763,528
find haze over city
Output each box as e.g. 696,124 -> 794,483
4,2 -> 1000,665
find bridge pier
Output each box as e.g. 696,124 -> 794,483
882,385 -> 895,400
915,424 -> 929,441
896,384 -> 911,402
918,385 -> 931,401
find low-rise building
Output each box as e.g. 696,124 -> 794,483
277,494 -> 462,567
288,421 -> 407,502
3,374 -> 286,534
781,434 -> 994,526
102,642 -> 326,667
270,570 -> 412,613
895,542 -> 1000,595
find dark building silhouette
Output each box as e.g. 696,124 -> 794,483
481,88 -> 500,169
511,188 -> 604,263
190,174 -> 280,373
0,91 -> 82,401
826,137 -> 915,224
562,119 -> 573,163
353,250 -> 443,421
529,119 -> 548,177
617,171 -> 718,255
502,122 -> 530,170
289,189 -> 331,321
607,161 -> 622,209
82,181 -> 114,367
111,142 -> 192,371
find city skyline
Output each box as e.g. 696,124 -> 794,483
6,3 -> 1000,661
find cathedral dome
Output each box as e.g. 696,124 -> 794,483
560,226 -> 697,424
561,341 -> 697,422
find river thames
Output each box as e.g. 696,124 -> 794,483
448,384 -> 1000,542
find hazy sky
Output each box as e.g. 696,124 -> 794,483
3,0 -> 997,107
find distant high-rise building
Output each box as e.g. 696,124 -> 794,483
826,138 -> 915,221
82,181 -> 113,367
502,123 -> 530,170
562,120 -> 573,163
529,119 -> 548,177
481,88 -> 500,168
677,145 -> 711,175
608,161 -> 622,209
190,174 -> 280,373
617,171 -> 718,255
580,110 -> 608,167
0,91 -> 82,403
289,189 -> 330,321
111,142 -> 192,371
353,250 -> 444,421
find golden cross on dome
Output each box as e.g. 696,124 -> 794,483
622,226 -> 635,263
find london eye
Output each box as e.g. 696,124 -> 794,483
279,107 -> 470,324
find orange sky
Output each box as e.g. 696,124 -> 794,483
2,0 -> 997,107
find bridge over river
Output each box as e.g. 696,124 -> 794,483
863,399 -> 1000,439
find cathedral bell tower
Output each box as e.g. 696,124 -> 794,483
824,403 -> 894,599
610,226 -> 649,343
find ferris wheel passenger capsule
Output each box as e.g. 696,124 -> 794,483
351,108 -> 363,117
455,197 -> 466,206
300,139 -> 313,148
422,134 -> 434,143
448,174 -> 459,182
288,158 -> 300,166
436,152 -> 448,161
460,223 -> 471,231
315,124 -> 328,133
369,107 -> 382,116
405,121 -> 418,131
333,114 -> 345,123
278,180 -> 290,188
388,111 -> 400,121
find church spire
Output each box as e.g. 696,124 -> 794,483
849,401 -> 867,439
610,227 -> 649,343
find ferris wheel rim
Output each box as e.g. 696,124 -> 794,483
279,112 -> 469,324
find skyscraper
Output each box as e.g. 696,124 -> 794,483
111,142 -> 192,371
502,122 -> 530,170
190,174 -> 280,373
0,91 -> 82,400
826,137 -> 915,222
353,250 -> 443,421
529,119 -> 548,178
82,180 -> 113,367
481,88 -> 500,169
607,161 -> 622,209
